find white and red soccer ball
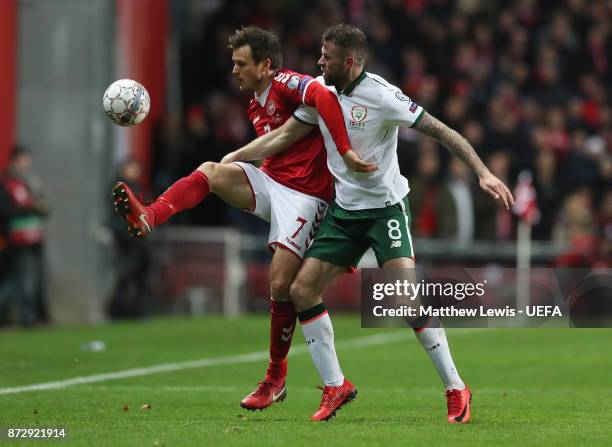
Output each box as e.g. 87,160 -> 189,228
102,79 -> 150,127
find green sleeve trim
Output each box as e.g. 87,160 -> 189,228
292,113 -> 317,126
411,108 -> 425,128
342,69 -> 367,96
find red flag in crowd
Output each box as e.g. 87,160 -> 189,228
513,170 -> 540,225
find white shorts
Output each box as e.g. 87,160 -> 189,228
234,162 -> 328,258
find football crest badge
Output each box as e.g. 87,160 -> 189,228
349,105 -> 367,131
267,101 -> 276,116
351,105 -> 367,122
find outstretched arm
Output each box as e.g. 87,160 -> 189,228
221,116 -> 377,172
221,117 -> 313,163
414,112 -> 514,208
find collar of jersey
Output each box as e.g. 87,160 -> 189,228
337,69 -> 367,96
254,81 -> 273,106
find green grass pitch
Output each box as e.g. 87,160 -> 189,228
1,316 -> 611,446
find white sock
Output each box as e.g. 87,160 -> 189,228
414,327 -> 465,391
300,312 -> 344,387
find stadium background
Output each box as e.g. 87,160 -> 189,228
1,1 -> 611,445
0,0 -> 609,324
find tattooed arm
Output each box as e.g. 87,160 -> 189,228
415,112 -> 488,174
414,112 -> 514,208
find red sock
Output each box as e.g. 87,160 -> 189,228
147,170 -> 210,227
265,300 -> 297,384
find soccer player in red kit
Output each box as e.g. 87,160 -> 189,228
112,27 -> 374,413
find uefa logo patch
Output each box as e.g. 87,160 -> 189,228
395,91 -> 410,102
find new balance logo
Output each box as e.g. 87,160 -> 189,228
425,342 -> 441,352
390,240 -> 401,248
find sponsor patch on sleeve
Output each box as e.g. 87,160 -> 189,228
287,75 -> 300,90
297,76 -> 313,95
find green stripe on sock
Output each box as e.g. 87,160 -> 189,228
298,303 -> 327,323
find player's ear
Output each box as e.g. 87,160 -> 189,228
345,56 -> 354,70
261,57 -> 273,74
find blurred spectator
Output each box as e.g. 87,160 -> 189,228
462,120 -> 485,148
107,159 -> 151,318
542,106 -> 571,157
0,146 -> 48,327
0,208 -> 9,325
532,149 -> 560,240
440,158 -> 475,244
594,188 -> 612,266
553,187 -> 597,266
409,139 -> 477,243
409,139 -> 443,238
475,150 -> 515,240
485,90 -> 528,164
152,112 -> 186,198
560,130 -> 600,193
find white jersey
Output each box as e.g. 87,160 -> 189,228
295,72 -> 423,210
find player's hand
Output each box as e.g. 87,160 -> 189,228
220,150 -> 242,164
343,150 -> 378,173
478,170 -> 515,209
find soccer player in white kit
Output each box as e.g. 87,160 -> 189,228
224,24 -> 514,422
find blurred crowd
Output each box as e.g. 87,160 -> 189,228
0,146 -> 48,326
150,0 -> 611,265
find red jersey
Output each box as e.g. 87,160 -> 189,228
2,174 -> 45,246
247,69 -> 352,203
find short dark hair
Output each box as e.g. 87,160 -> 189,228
322,24 -> 368,65
228,26 -> 282,70
11,144 -> 29,161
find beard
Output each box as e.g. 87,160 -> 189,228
323,65 -> 350,89
323,70 -> 342,87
